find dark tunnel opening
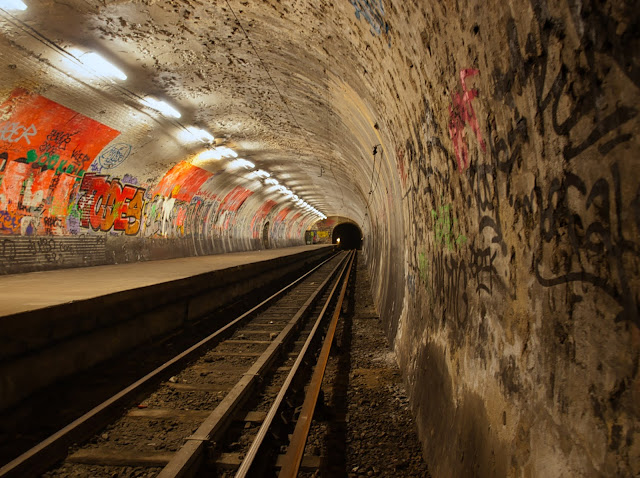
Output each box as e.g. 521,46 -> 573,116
332,223 -> 363,250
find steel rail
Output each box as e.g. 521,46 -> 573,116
0,251 -> 340,478
234,250 -> 355,478
278,250 -> 355,478
156,251 -> 350,478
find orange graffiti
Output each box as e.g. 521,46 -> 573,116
152,161 -> 213,202
0,88 -> 120,235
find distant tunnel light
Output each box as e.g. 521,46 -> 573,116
0,0 -> 27,10
142,97 -> 181,118
181,126 -> 214,143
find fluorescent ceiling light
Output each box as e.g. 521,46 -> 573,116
81,52 -> 126,80
277,186 -> 293,197
255,170 -> 270,179
181,126 -> 214,143
142,97 -> 181,118
215,147 -> 238,159
198,146 -> 237,161
66,48 -> 126,81
197,149 -> 223,161
265,178 -> 279,186
0,0 -> 27,11
229,158 -> 255,170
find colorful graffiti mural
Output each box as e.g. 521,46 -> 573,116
0,89 -> 313,271
0,89 -> 120,235
143,161 -> 218,238
77,174 -> 145,235
251,200 -> 277,239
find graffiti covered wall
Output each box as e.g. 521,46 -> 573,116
350,0 -> 640,476
0,89 -> 314,273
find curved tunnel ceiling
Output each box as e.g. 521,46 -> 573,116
0,0 -> 394,234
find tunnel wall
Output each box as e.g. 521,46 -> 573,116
348,1 -> 639,476
0,87 -> 315,274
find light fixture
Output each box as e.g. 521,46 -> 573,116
197,146 -> 237,161
180,126 -> 214,143
215,146 -> 238,159
277,187 -> 293,197
0,0 -> 27,11
65,48 -> 127,81
197,149 -> 223,162
254,170 -> 270,179
229,158 -> 255,170
142,97 -> 181,118
265,178 -> 279,186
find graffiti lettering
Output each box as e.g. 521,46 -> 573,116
0,210 -> 20,233
431,203 -> 467,250
98,143 -> 132,170
432,250 -> 469,328
0,122 -> 37,145
535,165 -> 639,325
0,238 -> 16,260
492,13 -> 636,163
79,174 -> 145,235
20,149 -> 83,178
349,0 -> 390,38
448,68 -> 486,172
39,129 -> 75,154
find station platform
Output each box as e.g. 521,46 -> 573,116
0,244 -> 334,411
0,244 -> 331,317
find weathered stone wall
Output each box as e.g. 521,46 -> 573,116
349,1 -> 639,476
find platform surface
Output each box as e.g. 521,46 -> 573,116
0,245 -> 331,317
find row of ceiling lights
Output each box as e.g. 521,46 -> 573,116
0,0 -> 327,220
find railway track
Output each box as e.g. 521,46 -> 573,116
1,249 -> 356,478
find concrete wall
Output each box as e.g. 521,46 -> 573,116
351,1 -> 639,476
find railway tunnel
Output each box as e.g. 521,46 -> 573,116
0,0 -> 638,476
